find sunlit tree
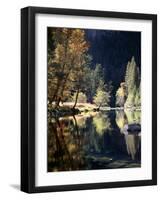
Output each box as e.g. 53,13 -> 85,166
115,82 -> 127,107
115,56 -> 141,108
47,28 -> 89,107
93,85 -> 110,109
72,92 -> 87,103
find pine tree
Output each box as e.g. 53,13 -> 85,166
118,56 -> 141,108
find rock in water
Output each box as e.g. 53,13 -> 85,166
122,123 -> 141,134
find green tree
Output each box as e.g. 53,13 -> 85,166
84,63 -> 106,103
125,57 -> 138,94
134,84 -> 141,107
93,87 -> 110,109
124,85 -> 137,108
123,56 -> 141,108
72,92 -> 87,103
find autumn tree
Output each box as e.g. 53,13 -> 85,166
115,82 -> 127,107
68,30 -> 89,108
48,28 -> 72,106
47,28 -> 89,108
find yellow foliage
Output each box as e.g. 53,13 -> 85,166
54,44 -> 65,63
68,143 -> 76,153
116,87 -> 124,97
93,114 -> 111,135
115,111 -> 128,129
116,117 -> 126,129
116,82 -> 126,97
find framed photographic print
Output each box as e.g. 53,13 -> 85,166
21,6 -> 157,193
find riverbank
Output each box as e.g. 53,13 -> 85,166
48,102 -> 141,118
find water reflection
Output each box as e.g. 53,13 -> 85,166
48,110 -> 141,172
115,110 -> 141,161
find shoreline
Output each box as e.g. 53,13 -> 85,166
48,103 -> 141,118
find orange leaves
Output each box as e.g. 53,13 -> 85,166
48,28 -> 91,104
68,29 -> 89,54
53,28 -> 89,66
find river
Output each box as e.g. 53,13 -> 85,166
48,110 -> 141,172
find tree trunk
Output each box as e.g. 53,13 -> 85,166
98,103 -> 102,110
73,89 -> 79,109
73,115 -> 79,136
55,97 -> 61,108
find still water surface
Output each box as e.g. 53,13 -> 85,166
48,110 -> 141,172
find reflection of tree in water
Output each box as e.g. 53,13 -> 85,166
48,113 -> 112,172
125,110 -> 141,124
48,111 -> 141,172
115,110 -> 141,161
124,134 -> 140,160
115,110 -> 128,133
48,117 -> 85,172
93,113 -> 111,135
